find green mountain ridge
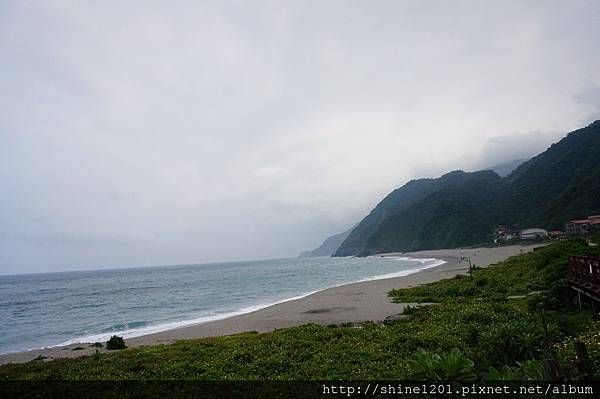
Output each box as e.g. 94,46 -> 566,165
298,227 -> 353,257
334,120 -> 600,256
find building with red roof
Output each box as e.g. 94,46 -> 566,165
566,215 -> 600,235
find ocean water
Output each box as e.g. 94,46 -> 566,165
0,256 -> 444,354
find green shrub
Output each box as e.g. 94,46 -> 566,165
406,349 -> 476,381
517,360 -> 545,380
475,278 -> 488,287
106,335 -> 127,350
485,360 -> 544,381
485,365 -> 522,381
478,321 -> 543,364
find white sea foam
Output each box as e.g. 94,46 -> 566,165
357,257 -> 446,282
55,290 -> 320,346
52,257 -> 445,347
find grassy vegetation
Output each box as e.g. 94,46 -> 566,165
1,240 -> 599,380
589,232 -> 600,245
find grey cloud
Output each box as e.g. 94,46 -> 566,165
1,0 -> 600,273
474,130 -> 564,171
574,83 -> 600,121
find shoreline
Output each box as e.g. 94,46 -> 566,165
0,244 -> 544,365
0,256 -> 445,359
4,255 -> 446,355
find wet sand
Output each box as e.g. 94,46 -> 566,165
0,244 -> 544,365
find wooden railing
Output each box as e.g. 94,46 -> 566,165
569,256 -> 600,298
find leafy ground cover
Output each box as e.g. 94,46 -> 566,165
1,240 -> 599,380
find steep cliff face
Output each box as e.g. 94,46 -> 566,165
334,170 -> 476,256
500,120 -> 600,230
361,170 -> 504,255
334,121 -> 600,256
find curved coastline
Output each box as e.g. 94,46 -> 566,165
48,256 -> 445,349
0,244 -> 544,365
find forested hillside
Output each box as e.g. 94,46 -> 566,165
335,121 -> 600,256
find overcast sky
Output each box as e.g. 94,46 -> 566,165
1,1 -> 599,274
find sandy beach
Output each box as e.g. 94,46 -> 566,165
0,244 -> 544,365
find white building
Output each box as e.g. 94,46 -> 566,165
520,228 -> 548,240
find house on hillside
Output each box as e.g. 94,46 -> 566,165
566,215 -> 600,235
520,228 -> 548,240
566,220 -> 589,235
494,226 -> 520,242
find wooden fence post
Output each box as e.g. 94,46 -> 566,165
468,258 -> 473,279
